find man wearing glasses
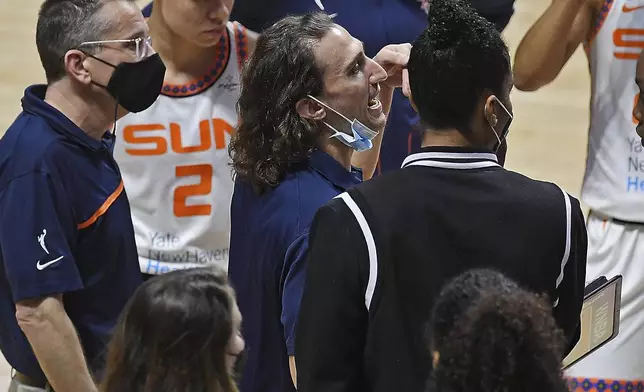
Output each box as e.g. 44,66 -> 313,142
0,1 -> 164,391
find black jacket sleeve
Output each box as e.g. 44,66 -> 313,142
552,195 -> 588,355
295,198 -> 370,392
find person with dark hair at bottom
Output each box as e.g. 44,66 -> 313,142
0,0 -> 163,391
227,12 -> 410,392
295,1 -> 588,391
429,269 -> 570,392
100,267 -> 245,392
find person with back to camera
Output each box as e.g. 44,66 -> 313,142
295,0 -> 588,391
100,267 -> 245,392
429,269 -> 570,392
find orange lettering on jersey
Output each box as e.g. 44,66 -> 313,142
213,119 -> 235,149
123,124 -> 168,156
170,120 -> 213,154
613,28 -> 644,60
174,164 -> 214,217
123,119 -> 234,156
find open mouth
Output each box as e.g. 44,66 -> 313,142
368,97 -> 381,109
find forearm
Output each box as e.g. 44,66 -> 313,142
351,86 -> 394,179
16,296 -> 97,392
513,0 -> 586,91
289,356 -> 297,387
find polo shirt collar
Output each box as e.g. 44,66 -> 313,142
309,150 -> 363,190
21,84 -> 113,152
401,146 -> 500,170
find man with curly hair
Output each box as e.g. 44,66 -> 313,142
227,12 -> 410,392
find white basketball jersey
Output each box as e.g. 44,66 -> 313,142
582,0 -> 644,222
113,22 -> 249,274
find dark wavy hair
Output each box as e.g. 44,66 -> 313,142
229,12 -> 335,194
408,0 -> 510,132
430,269 -> 569,392
100,267 -> 239,392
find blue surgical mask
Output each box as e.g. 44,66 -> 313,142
307,95 -> 379,152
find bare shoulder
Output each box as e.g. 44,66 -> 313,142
245,28 -> 259,57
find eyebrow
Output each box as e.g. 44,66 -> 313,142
343,41 -> 366,73
123,28 -> 146,41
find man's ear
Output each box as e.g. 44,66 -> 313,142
64,49 -> 92,85
296,97 -> 326,121
483,95 -> 498,127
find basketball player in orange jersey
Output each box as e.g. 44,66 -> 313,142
112,0 -> 258,279
515,1 -> 644,390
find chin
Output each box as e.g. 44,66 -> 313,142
196,36 -> 223,48
365,112 -> 387,131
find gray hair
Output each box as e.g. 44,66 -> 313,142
36,0 -> 132,83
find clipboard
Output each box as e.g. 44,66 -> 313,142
562,275 -> 622,370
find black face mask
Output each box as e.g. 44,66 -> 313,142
88,53 -> 166,113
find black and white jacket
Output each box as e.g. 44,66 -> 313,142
295,147 -> 587,392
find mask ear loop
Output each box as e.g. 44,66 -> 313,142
112,99 -> 119,136
487,97 -> 512,152
307,95 -> 354,125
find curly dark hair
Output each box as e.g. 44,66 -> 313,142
229,12 -> 335,194
408,0 -> 511,132
431,269 -> 569,392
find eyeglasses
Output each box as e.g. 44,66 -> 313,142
78,36 -> 154,62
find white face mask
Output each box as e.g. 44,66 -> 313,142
486,96 -> 513,152
307,95 -> 379,152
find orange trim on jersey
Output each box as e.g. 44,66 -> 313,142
586,0 -> 615,45
234,22 -> 250,73
161,28 -> 231,98
77,181 -> 124,229
567,377 -> 644,391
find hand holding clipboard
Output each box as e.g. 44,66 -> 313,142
562,275 -> 623,370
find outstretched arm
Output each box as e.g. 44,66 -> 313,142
513,0 -> 597,91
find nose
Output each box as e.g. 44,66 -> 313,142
208,1 -> 231,22
236,333 -> 245,354
367,58 -> 387,85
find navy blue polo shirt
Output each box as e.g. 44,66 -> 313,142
228,150 -> 362,392
0,85 -> 142,384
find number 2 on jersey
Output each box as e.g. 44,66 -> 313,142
122,119 -> 234,218
174,164 -> 213,217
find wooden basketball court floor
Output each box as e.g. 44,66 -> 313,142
0,0 -> 591,388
